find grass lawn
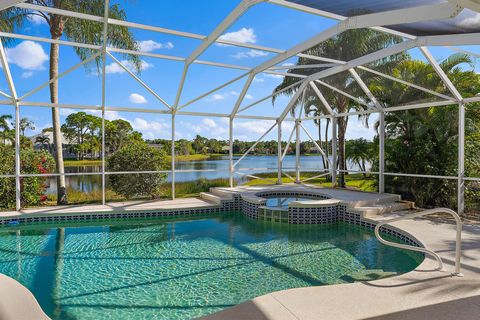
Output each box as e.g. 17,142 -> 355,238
64,159 -> 103,166
244,172 -> 376,192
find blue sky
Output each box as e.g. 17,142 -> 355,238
0,0 -> 479,142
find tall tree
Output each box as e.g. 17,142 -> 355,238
273,29 -> 406,187
61,112 -> 101,160
105,119 -> 140,155
2,1 -> 140,204
18,117 -> 35,136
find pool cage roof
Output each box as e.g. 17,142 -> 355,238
0,0 -> 479,212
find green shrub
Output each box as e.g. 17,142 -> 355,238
0,145 -> 55,209
107,142 -> 168,199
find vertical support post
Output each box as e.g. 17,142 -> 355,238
171,113 -> 176,199
14,101 -> 20,210
229,117 -> 234,188
100,0 -> 110,206
379,111 -> 385,193
295,119 -> 301,183
277,119 -> 282,184
331,117 -> 337,187
458,102 -> 465,216
0,38 -> 21,210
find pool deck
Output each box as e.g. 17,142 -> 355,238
200,214 -> 480,320
0,184 -> 401,220
1,185 -> 479,320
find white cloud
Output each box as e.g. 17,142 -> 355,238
233,120 -> 277,139
21,71 -> 34,79
5,41 -> 48,70
253,76 -> 264,83
202,118 -> 217,128
177,118 -> 228,140
137,40 -> 174,52
59,109 -> 75,116
207,93 -> 226,102
129,93 -> 148,104
218,27 -> 256,44
206,91 -> 253,102
28,14 -> 47,25
105,59 -> 153,74
131,117 -> 170,139
233,49 -> 269,59
265,73 -> 284,79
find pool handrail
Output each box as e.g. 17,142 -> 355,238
374,208 -> 462,276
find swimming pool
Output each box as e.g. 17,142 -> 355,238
0,213 -> 423,320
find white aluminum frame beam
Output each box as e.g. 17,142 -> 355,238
237,79 -> 305,114
458,102 -> 465,215
12,2 -> 348,66
0,0 -> 26,11
0,90 -> 11,99
299,122 -> 331,167
357,65 -> 455,101
100,0 -> 110,205
281,124 -> 296,161
233,2 -> 461,119
233,121 -> 277,168
315,79 -> 368,107
20,52 -> 101,101
178,72 -> 250,111
331,117 -> 337,186
447,46 -> 480,58
173,0 -> 262,109
268,63 -> 339,70
309,81 -> 335,115
107,52 -> 172,110
419,46 -> 463,101
277,33 -> 480,122
0,39 -> 21,210
349,68 -> 383,110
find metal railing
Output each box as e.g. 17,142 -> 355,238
374,208 -> 462,276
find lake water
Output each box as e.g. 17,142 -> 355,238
45,155 -> 351,194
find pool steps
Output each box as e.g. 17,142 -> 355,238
199,192 -> 232,204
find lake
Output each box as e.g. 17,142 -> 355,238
45,155 -> 352,194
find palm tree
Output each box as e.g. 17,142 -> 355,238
2,1 -> 140,204
0,114 -> 12,145
273,29 -> 406,187
345,138 -> 373,177
35,134 -> 50,150
373,53 -> 477,207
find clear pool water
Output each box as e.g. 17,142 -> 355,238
0,213 -> 423,320
265,196 -> 317,208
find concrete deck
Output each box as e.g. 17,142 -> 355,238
200,215 -> 480,320
0,184 -> 401,221
0,197 -> 218,220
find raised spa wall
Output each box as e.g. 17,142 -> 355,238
239,190 -> 420,247
0,189 -> 420,248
